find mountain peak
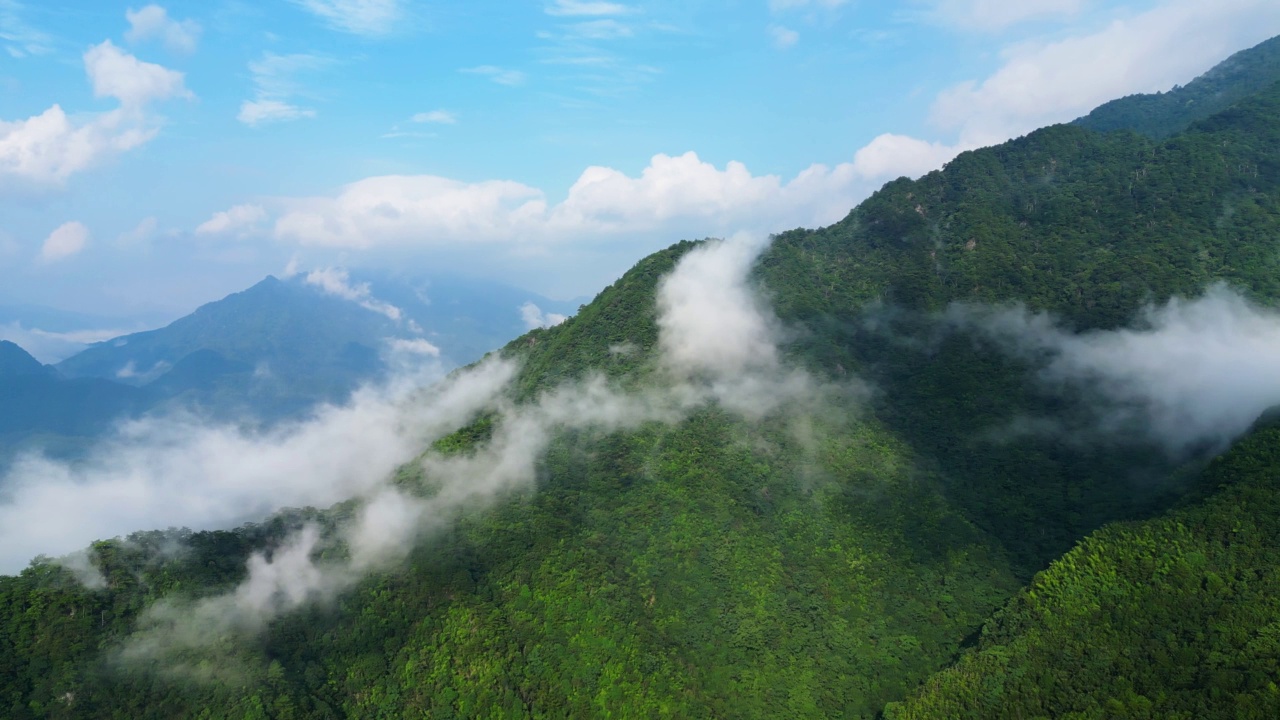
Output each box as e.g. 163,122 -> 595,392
0,340 -> 50,377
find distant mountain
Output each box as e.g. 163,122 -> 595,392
0,341 -> 50,377
0,272 -> 581,459
0,341 -> 151,462
1075,34 -> 1280,138
56,276 -> 400,420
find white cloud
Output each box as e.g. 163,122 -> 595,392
239,52 -> 330,126
956,285 -> 1280,455
194,204 -> 266,236
460,65 -> 527,86
0,42 -> 187,187
924,0 -> 1087,31
545,0 -> 631,16
411,109 -> 456,124
520,301 -> 567,330
851,133 -> 966,182
0,358 -> 512,574
84,40 -> 192,108
386,337 -> 440,356
40,221 -> 89,263
847,0 -> 1280,182
305,266 -> 403,321
237,99 -> 315,126
0,105 -> 154,186
271,151 -> 867,249
289,0 -> 402,36
657,233 -> 779,378
125,5 -> 201,54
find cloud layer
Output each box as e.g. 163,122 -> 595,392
955,285 -> 1280,454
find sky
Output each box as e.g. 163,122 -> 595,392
2,0 -> 1279,324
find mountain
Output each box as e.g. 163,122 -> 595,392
3,40 -> 1280,719
886,419 -> 1280,718
1075,34 -> 1280,139
54,272 -> 577,421
0,341 -> 50,377
0,341 -> 152,462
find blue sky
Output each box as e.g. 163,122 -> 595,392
2,0 -> 1279,328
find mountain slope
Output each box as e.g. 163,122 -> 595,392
887,420 -> 1280,719
1076,35 -> 1280,139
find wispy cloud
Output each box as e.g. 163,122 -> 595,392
304,266 -> 404,322
0,0 -> 52,58
770,25 -> 799,48
545,0 -> 632,17
289,0 -> 403,36
125,4 -> 202,54
460,65 -> 527,86
238,52 -> 331,126
411,109 -> 457,124
195,204 -> 267,237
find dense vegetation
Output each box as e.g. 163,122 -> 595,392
3,38 -> 1280,718
887,420 -> 1280,719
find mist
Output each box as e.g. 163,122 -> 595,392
952,284 -> 1280,454
0,357 -> 517,574
0,232 -> 840,670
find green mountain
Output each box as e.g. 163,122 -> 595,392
3,39 -> 1280,720
886,419 -> 1280,719
1075,35 -> 1280,139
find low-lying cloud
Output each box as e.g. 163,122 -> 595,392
4,232 -> 845,670
953,284 -> 1280,454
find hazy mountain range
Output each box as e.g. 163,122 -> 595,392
0,271 -> 578,461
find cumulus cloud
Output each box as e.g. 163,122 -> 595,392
0,43 -> 188,186
194,204 -> 267,236
852,0 -> 1280,181
125,5 -> 201,54
289,0 -> 403,36
238,52 -> 330,126
851,133 -> 967,182
85,40 -> 192,107
520,301 -> 568,330
953,285 -> 1280,455
304,266 -> 404,321
39,221 -> 90,263
271,151 -> 865,249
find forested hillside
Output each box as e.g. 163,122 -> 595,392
2,41 -> 1280,720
